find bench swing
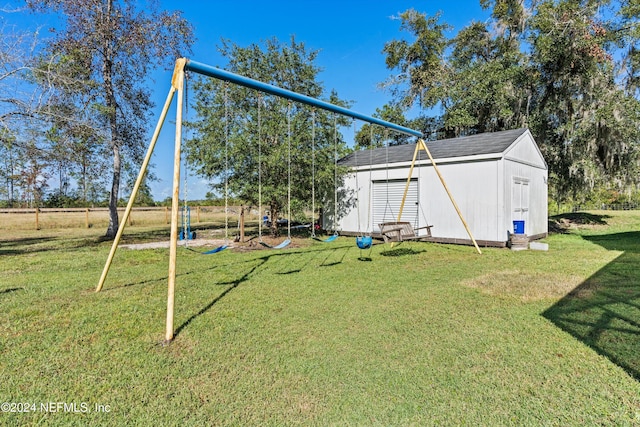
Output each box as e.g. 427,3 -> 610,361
181,76 -> 229,255
377,135 -> 433,247
257,96 -> 291,250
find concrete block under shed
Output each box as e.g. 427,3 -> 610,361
529,241 -> 549,251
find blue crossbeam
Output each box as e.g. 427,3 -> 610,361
184,59 -> 423,138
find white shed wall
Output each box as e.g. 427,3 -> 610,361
416,160 -> 501,242
338,160 -> 503,242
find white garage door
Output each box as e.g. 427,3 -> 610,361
372,179 -> 419,232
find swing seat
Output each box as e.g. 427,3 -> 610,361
313,233 -> 339,243
323,234 -> 339,243
179,230 -> 196,241
202,245 -> 228,254
356,236 -> 373,249
260,239 -> 291,249
379,222 -> 433,243
290,223 -> 312,230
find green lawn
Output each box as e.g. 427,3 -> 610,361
1,211 -> 639,426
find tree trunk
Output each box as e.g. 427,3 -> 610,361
103,0 -> 120,239
8,146 -> 14,207
269,202 -> 280,237
105,142 -> 120,238
81,156 -> 87,204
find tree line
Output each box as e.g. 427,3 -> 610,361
1,0 -> 639,239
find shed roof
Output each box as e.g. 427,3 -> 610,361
339,128 -> 530,167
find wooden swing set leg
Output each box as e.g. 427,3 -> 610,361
396,140 -> 482,255
96,82 -> 178,293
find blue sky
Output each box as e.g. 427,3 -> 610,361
5,1 -> 492,201
148,1 -> 491,200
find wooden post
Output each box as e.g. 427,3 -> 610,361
85,208 -> 89,228
397,143 -> 422,222
127,209 -> 133,226
96,84 -> 178,292
35,208 -> 39,230
166,58 -> 186,343
165,206 -> 169,224
196,206 -> 200,223
240,205 -> 245,243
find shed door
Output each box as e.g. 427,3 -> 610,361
372,179 -> 418,232
512,177 -> 530,222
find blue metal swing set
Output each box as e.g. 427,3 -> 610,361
96,57 -> 440,341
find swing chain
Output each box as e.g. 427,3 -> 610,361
257,94 -> 263,241
311,107 -> 316,238
182,71 -> 190,244
224,81 -> 229,243
287,101 -> 292,239
333,113 -> 338,235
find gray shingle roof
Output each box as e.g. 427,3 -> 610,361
339,128 -> 528,167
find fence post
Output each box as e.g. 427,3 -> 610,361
197,206 -> 201,223
240,205 -> 245,243
85,208 -> 90,228
165,206 -> 169,224
35,208 -> 40,230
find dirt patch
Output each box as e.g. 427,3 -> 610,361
121,235 -> 309,251
121,239 -> 228,250
548,212 -> 611,234
463,269 -> 584,302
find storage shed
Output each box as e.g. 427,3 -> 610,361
331,128 -> 548,247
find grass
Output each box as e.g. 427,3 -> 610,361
0,211 -> 639,425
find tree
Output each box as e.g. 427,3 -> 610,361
355,103 -> 415,148
0,14 -> 41,132
0,13 -> 49,207
382,9 -> 451,112
27,0 -> 193,238
530,0 -> 640,203
187,37 -> 351,236
382,1 -> 640,207
0,129 -> 19,206
383,7 -> 531,137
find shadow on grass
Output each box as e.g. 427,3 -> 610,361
174,256 -> 269,338
380,247 -> 426,257
0,234 -> 114,255
1,287 -> 23,294
103,251 -> 252,292
276,248 -> 331,274
543,231 -> 640,381
173,244 -> 352,338
0,236 -> 58,255
0,226 -> 173,256
320,245 -> 351,267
